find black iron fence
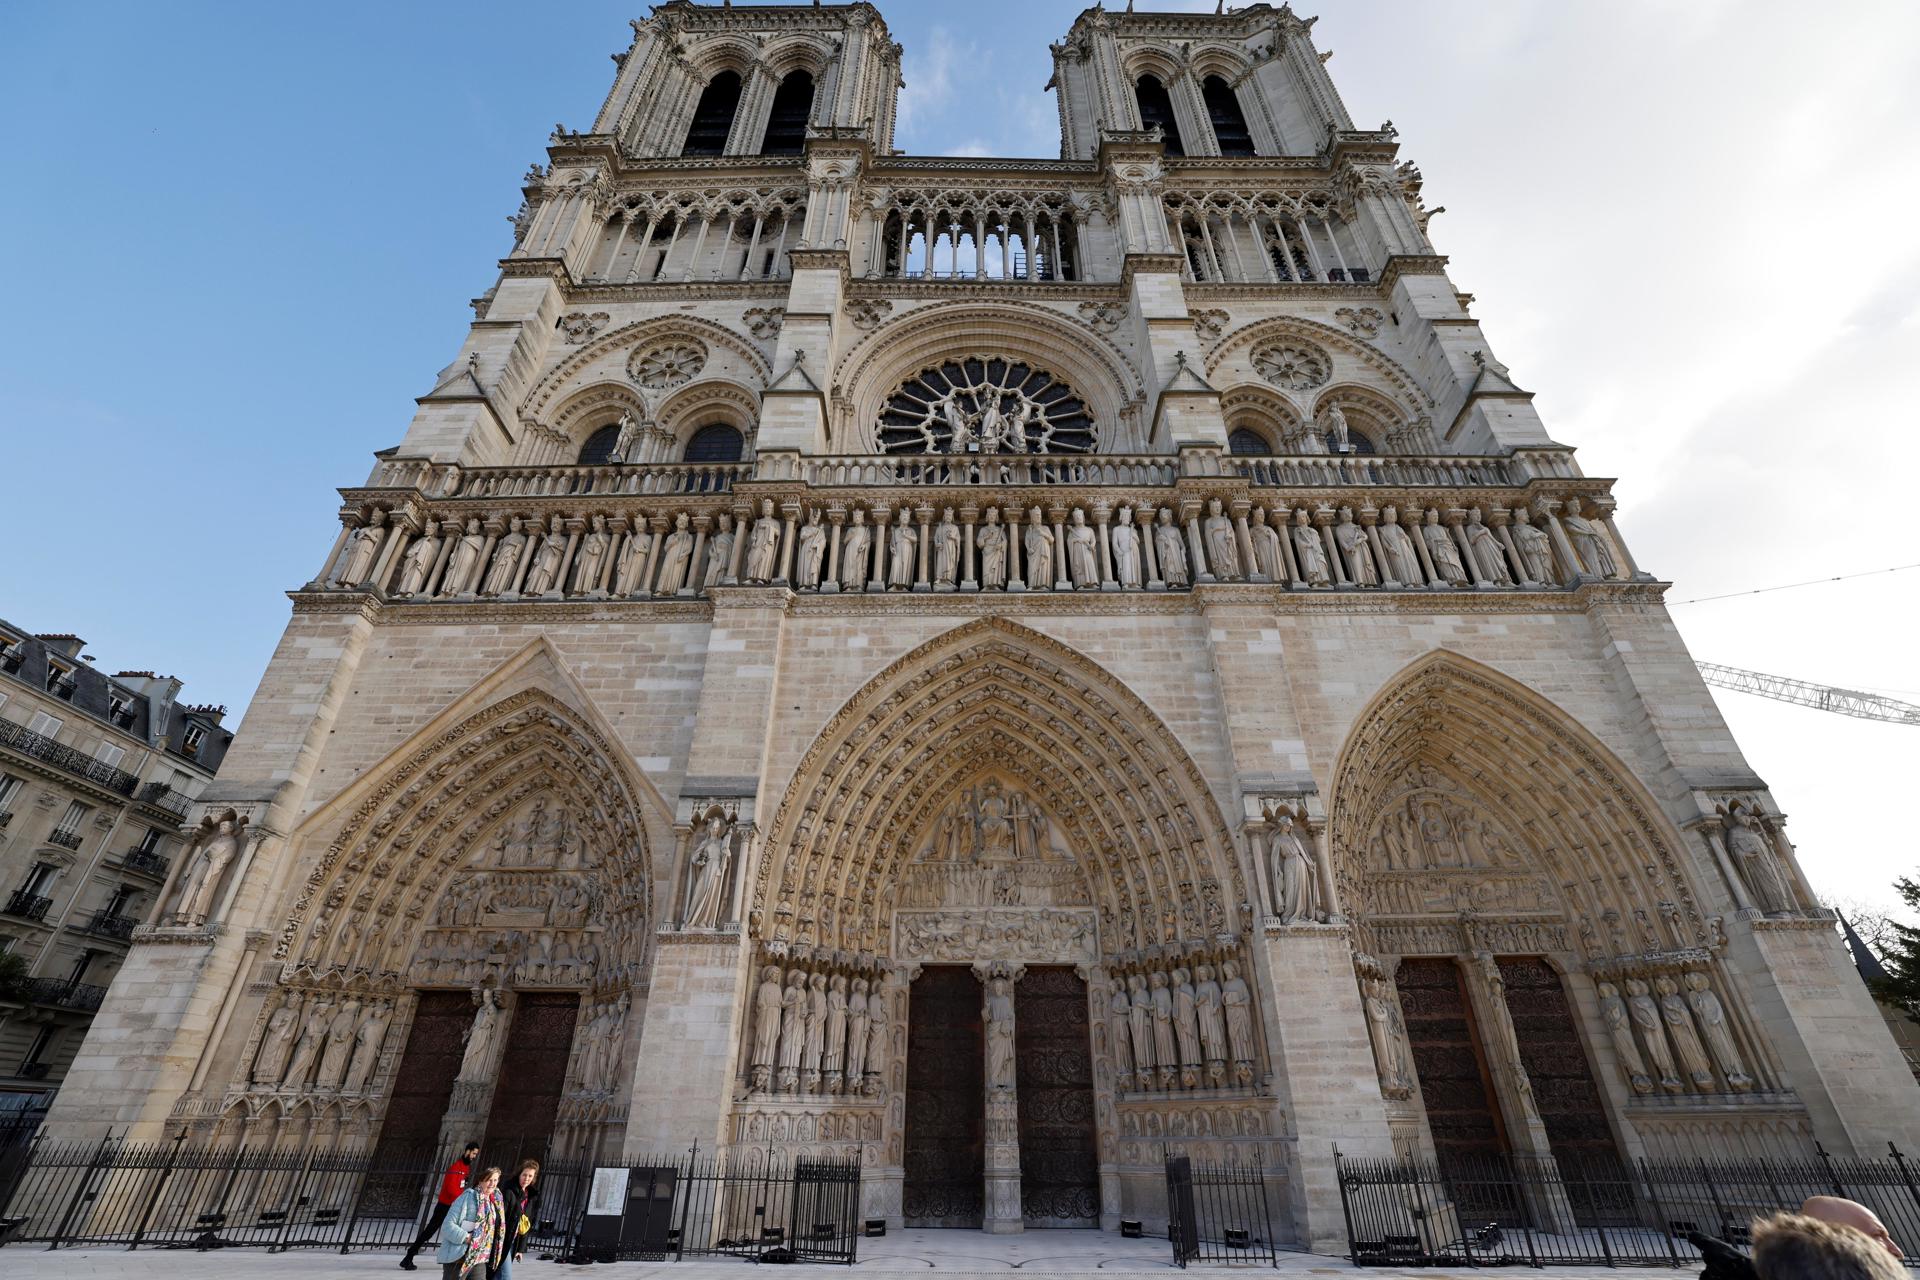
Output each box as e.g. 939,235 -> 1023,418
0,1132 -> 858,1263
1164,1152 -> 1281,1268
1338,1146 -> 1920,1268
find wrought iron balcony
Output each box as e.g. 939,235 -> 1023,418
0,719 -> 138,796
14,1062 -> 50,1081
46,828 -> 82,851
81,911 -> 137,942
23,979 -> 106,1012
3,891 -> 52,922
120,848 -> 170,878
136,782 -> 191,817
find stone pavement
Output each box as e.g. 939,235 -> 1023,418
0,1228 -> 1700,1279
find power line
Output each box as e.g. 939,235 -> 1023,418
1697,662 -> 1920,726
1670,562 -> 1920,606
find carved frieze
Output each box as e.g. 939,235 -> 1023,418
893,908 -> 1097,964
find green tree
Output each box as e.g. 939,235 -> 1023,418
1869,876 -> 1920,1023
0,949 -> 28,1002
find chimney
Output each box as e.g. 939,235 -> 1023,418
35,633 -> 86,659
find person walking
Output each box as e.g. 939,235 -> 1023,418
492,1159 -> 540,1280
437,1165 -> 506,1280
401,1142 -> 479,1270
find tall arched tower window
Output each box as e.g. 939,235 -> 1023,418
1228,427 -> 1273,456
1134,75 -> 1184,157
1202,76 -> 1254,156
683,71 -> 742,157
761,71 -> 815,156
684,424 -> 745,462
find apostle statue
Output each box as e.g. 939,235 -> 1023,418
863,979 -> 890,1096
1597,981 -> 1653,1094
251,992 -> 302,1086
1194,964 -> 1228,1087
1149,970 -> 1178,1089
1108,982 -> 1136,1090
342,998 -> 393,1093
315,996 -> 362,1091
283,995 -> 334,1090
1127,973 -> 1157,1088
823,975 -> 850,1093
1220,962 -> 1257,1086
845,977 -> 872,1091
1684,972 -> 1753,1090
1626,978 -> 1681,1092
1657,975 -> 1715,1090
750,965 -> 784,1092
776,969 -> 808,1093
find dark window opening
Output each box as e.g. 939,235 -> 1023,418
683,70 -> 742,156
761,70 -> 814,156
683,424 -> 745,463
1326,427 -> 1377,455
1134,75 -> 1184,156
1203,76 -> 1255,155
578,423 -> 622,465
1228,428 -> 1273,456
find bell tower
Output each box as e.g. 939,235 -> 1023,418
1050,3 -> 1349,159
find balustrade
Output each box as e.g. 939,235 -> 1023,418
1165,192 -> 1369,286
865,188 -> 1094,282
1229,453 -> 1514,488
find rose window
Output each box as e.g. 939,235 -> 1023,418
1251,341 -> 1331,391
628,340 -> 707,390
878,358 -> 1096,455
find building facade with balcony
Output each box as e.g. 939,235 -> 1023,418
45,2 -> 1920,1250
0,621 -> 232,1112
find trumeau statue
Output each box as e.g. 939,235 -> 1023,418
1203,498 -> 1240,581
984,975 -> 1017,1089
978,509 -> 1008,589
797,508 -> 828,588
173,809 -> 248,927
1378,505 -> 1423,585
745,498 -> 781,584
840,509 -> 871,590
457,988 -> 507,1083
1153,508 -> 1188,587
1292,509 -> 1331,587
1360,972 -> 1414,1099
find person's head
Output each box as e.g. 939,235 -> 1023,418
476,1166 -> 502,1194
1800,1198 -> 1903,1260
1751,1212 -> 1905,1280
516,1159 -> 540,1189
462,1143 -> 481,1163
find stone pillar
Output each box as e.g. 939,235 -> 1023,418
624,933 -> 752,1153
975,960 -> 1024,1234
1457,951 -> 1576,1232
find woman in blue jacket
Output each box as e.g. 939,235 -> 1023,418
436,1164 -> 505,1280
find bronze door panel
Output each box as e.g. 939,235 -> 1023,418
1015,966 -> 1100,1227
903,966 -> 984,1228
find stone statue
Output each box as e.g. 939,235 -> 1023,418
443,518 -> 486,595
796,509 -> 827,588
1596,981 -> 1652,1094
1248,507 -> 1282,581
776,968 -> 808,1092
1066,509 -> 1098,587
1172,967 -> 1203,1087
840,510 -> 872,591
252,992 -> 302,1086
1378,506 -> 1423,585
978,509 -> 1008,589
1626,978 -> 1681,1092
1269,813 -> 1317,924
1127,973 -> 1156,1087
845,977 -> 872,1090
745,499 -> 781,584
608,409 -> 643,463
1464,508 -> 1513,585
823,974 -> 849,1093
863,980 -> 889,1096
801,972 -> 829,1092
1220,962 -> 1256,1086
975,389 -> 1006,453
1334,506 -> 1378,586
173,810 -> 247,927
1111,508 -> 1143,587
1684,972 -> 1753,1090
1009,397 -> 1038,454
1422,509 -> 1470,586
705,513 -> 735,587
458,988 -> 506,1082
394,521 -> 440,596
941,392 -> 974,453
655,514 -> 695,594
1323,403 -> 1351,452
984,974 -> 1017,1089
1023,506 -> 1055,587
315,996 -> 362,1090
342,999 -> 391,1093
1728,809 -> 1795,916
522,515 -> 569,596
933,509 -> 961,587
750,964 -> 784,1091
1511,508 -> 1554,584
335,511 -> 385,587
1657,975 -> 1715,1090
1149,970 -> 1178,1089
1108,983 -> 1136,1089
1154,508 -> 1189,587
1194,964 -> 1227,1086
1471,952 -> 1531,1094
1361,974 -> 1413,1099
682,809 -> 733,929
1202,499 -> 1241,581
282,995 -> 333,1090
480,518 -> 526,595
613,522 -> 653,596
887,517 -> 917,589
1562,502 -> 1617,577
571,514 -> 611,594
1292,509 -> 1331,586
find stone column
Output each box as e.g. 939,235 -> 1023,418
974,961 -> 1025,1234
1138,503 -> 1163,590
823,506 -> 844,595
1183,501 -> 1211,582
777,502 -> 800,587
1093,503 -> 1116,589
960,506 -> 979,591
914,505 -> 934,591
1006,507 -> 1027,591
869,506 -> 890,592
1048,507 -> 1070,590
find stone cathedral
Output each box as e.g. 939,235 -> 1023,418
48,0 -> 1920,1251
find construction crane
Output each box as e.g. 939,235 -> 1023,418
1696,663 -> 1920,726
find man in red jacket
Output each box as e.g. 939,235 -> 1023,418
400,1142 -> 480,1270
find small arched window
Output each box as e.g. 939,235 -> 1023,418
578,424 -> 622,465
1203,76 -> 1254,156
1228,427 -> 1273,456
683,70 -> 742,157
1134,75 -> 1184,157
761,70 -> 815,156
1325,426 -> 1377,455
684,424 -> 745,462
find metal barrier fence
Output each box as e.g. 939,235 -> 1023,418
670,1146 -> 861,1265
1164,1152 -> 1281,1268
1337,1146 -> 1920,1268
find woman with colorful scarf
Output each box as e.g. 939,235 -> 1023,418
436,1164 -> 505,1280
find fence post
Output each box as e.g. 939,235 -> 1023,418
128,1131 -> 188,1250
1814,1143 -> 1847,1198
48,1131 -> 117,1251
1890,1144 -> 1920,1222
673,1140 -> 697,1262
1333,1147 -> 1359,1266
272,1146 -> 320,1253
336,1148 -> 378,1255
1637,1158 -> 1681,1267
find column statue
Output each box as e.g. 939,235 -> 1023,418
1562,502 -> 1618,577
1127,973 -> 1157,1089
521,515 -> 569,596
342,999 -> 393,1093
1422,509 -> 1469,585
1023,506 -> 1054,588
480,518 -> 527,595
1220,962 -> 1257,1086
570,514 -> 612,594
1464,508 -> 1514,585
776,968 -> 808,1093
315,996 -> 362,1090
1684,972 -> 1754,1091
1510,508 -> 1554,583
1149,970 -> 1178,1089
394,520 -> 441,596
1194,964 -> 1227,1087
749,965 -> 784,1092
1172,967 -> 1203,1088
1596,981 -> 1653,1094
1248,507 -> 1283,581
845,977 -> 872,1092
705,513 -> 735,586
796,509 -> 827,588
1657,975 -> 1716,1090
1378,506 -> 1423,585
251,992 -> 302,1087
1111,507 -> 1143,588
801,972 -> 829,1092
1066,509 -> 1099,587
933,508 -> 962,588
887,518 -> 917,589
612,521 -> 653,596
1334,507 -> 1379,585
334,512 -> 385,587
823,974 -> 849,1094
654,514 -> 695,594
281,996 -> 333,1090
442,518 -> 486,595
1626,978 -> 1682,1092
745,498 -> 781,583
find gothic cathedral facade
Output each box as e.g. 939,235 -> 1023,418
49,1 -> 1920,1250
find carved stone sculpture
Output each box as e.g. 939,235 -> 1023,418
1111,508 -> 1143,588
823,974 -> 849,1093
1472,952 -> 1532,1096
1066,509 -> 1098,586
1270,813 -> 1318,924
1626,977 -> 1681,1092
1108,983 -> 1136,1090
1220,962 -> 1256,1086
282,996 -> 332,1090
613,522 -> 653,596
522,515 -> 568,596
1511,509 -> 1553,584
480,518 -> 526,595
1361,973 -> 1414,1100
570,514 -> 611,595
343,999 -> 392,1093
1154,509 -> 1189,587
1728,809 -> 1796,916
705,513 -> 735,587
840,511 -> 872,591
1202,499 -> 1241,581
1323,403 -> 1351,452
1597,981 -> 1653,1094
443,518 -> 486,595
1171,967 -> 1203,1087
1149,970 -> 1178,1089
1422,509 -> 1470,586
1378,506 -> 1423,585
252,992 -> 302,1086
1292,509 -> 1331,586
394,521 -> 440,596
1657,975 -> 1715,1090
173,810 -> 247,927
933,509 -> 961,588
1562,503 -> 1617,577
458,988 -> 507,1082
315,996 -> 362,1090
845,977 -> 871,1090
863,981 -> 889,1096
608,409 -> 643,464
984,975 -> 1017,1089
978,509 -> 1007,589
1248,508 -> 1282,582
655,514 -> 694,594
683,809 -> 734,929
1334,506 -> 1378,586
745,499 -> 781,584
1127,973 -> 1156,1087
1464,508 -> 1513,586
1684,972 -> 1753,1090
888,518 -> 917,589
797,509 -> 827,588
776,968 -> 808,1093
1023,507 -> 1054,587
802,972 -> 829,1092
335,512 -> 385,587
1194,964 -> 1227,1087
750,964 -> 783,1092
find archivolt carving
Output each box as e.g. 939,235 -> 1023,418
1205,314 -> 1432,413
1328,652 -> 1711,961
653,377 -> 762,439
752,619 -> 1245,954
521,314 -> 772,423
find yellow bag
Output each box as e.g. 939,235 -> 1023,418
518,1213 -> 531,1237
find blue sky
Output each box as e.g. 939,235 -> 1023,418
2,1 -> 1916,908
